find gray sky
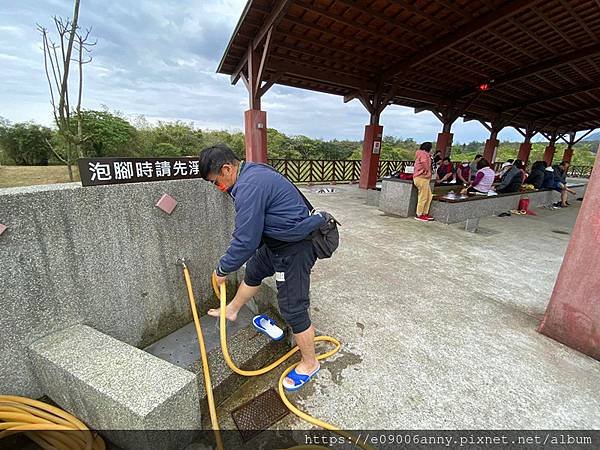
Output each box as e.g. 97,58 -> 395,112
0,0 -> 533,143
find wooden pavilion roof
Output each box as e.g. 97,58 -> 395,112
218,0 -> 600,135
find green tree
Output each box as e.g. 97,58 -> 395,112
149,121 -> 203,156
76,110 -> 137,157
0,122 -> 52,165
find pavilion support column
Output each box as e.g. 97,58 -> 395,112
563,147 -> 574,163
538,152 -> 600,360
517,142 -> 532,164
350,85 -> 388,190
244,110 -> 267,162
430,107 -> 459,159
516,127 -> 536,164
483,130 -> 500,163
544,144 -> 556,166
359,121 -> 383,189
237,31 -> 275,163
436,120 -> 454,159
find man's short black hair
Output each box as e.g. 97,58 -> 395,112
514,159 -> 524,169
442,157 -> 451,162
198,144 -> 240,179
506,159 -> 514,164
559,160 -> 569,166
419,142 -> 432,151
474,154 -> 483,159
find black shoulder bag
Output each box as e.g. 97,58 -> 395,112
261,164 -> 341,259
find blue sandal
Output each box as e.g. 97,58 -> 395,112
252,314 -> 284,341
282,366 -> 321,391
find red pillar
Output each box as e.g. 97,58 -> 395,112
517,142 -> 532,164
483,137 -> 499,163
538,153 -> 600,360
436,132 -> 453,159
563,147 -> 574,163
244,109 -> 267,162
359,124 -> 383,189
543,145 -> 555,166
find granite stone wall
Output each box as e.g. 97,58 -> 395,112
0,179 -> 236,397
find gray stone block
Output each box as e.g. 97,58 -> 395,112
145,305 -> 289,410
366,188 -> 380,206
28,324 -> 201,450
465,218 -> 480,232
0,180 -> 236,398
379,178 -> 434,217
430,180 -> 589,227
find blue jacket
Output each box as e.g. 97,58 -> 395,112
217,162 -> 324,275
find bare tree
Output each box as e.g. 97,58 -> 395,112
38,0 -> 96,181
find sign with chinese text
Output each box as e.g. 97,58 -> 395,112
77,157 -> 202,186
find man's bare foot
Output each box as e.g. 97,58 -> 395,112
207,306 -> 238,321
285,360 -> 320,386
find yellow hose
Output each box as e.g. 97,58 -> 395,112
0,395 -> 105,450
181,263 -> 372,450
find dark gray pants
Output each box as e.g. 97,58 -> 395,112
244,240 -> 317,334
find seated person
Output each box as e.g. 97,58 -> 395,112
524,161 -> 546,189
469,154 -> 482,181
541,163 -> 555,189
496,159 -> 524,193
462,157 -> 495,195
455,160 -> 471,186
496,159 -> 514,179
552,160 -> 577,207
436,157 -> 455,184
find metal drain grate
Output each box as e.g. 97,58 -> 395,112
231,388 -> 289,442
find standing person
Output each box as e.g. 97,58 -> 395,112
413,142 -> 435,222
462,157 -> 495,195
198,144 -> 326,391
469,154 -> 483,181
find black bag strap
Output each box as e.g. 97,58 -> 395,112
258,163 -> 315,213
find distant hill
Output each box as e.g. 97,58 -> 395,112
583,131 -> 600,142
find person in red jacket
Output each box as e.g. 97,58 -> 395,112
413,142 -> 434,222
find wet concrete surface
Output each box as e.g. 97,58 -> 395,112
198,185 -> 599,434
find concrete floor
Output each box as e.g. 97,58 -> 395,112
216,184 -> 600,431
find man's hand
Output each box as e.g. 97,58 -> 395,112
213,270 -> 227,286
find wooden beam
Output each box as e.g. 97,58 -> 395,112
487,29 -> 537,59
531,5 -> 576,47
387,0 -> 452,30
230,0 -> 293,85
272,41 -> 376,73
332,0 -> 431,39
535,105 -> 600,122
269,53 -> 371,79
431,0 -> 471,20
258,72 -> 282,97
500,81 -> 600,112
255,27 -> 273,94
254,0 -> 293,49
295,2 -> 417,51
275,30 -> 381,65
284,15 -> 389,56
382,0 -> 536,80
267,59 -> 370,91
556,0 -> 596,41
573,129 -> 596,144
